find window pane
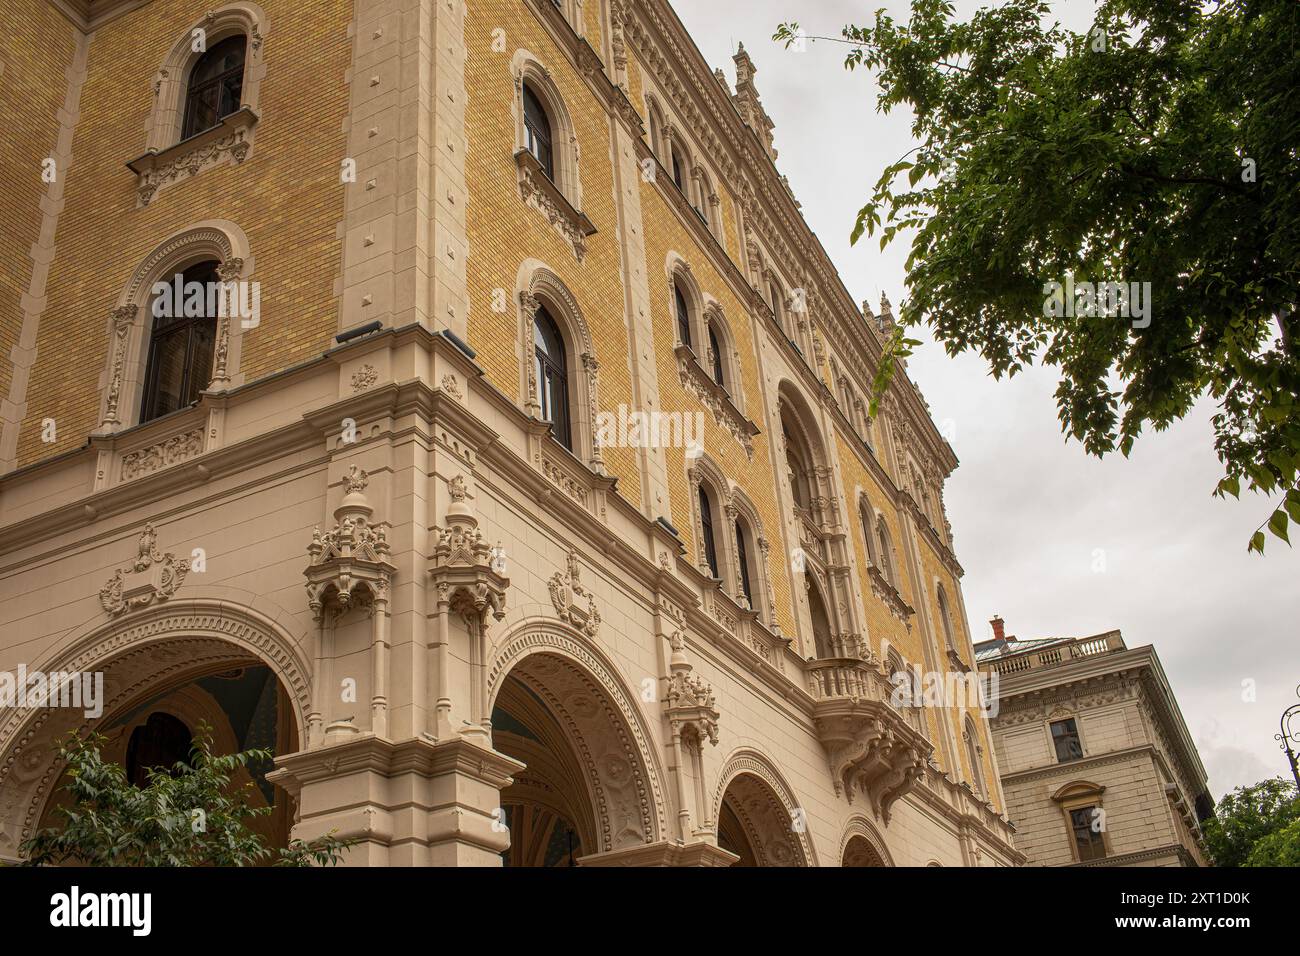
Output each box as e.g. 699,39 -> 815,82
736,521 -> 753,605
1052,719 -> 1083,762
699,488 -> 718,578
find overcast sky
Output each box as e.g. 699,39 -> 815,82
672,0 -> 1300,800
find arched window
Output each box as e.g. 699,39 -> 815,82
140,259 -> 220,423
735,518 -> 754,607
533,304 -> 572,450
859,497 -> 880,568
965,717 -> 986,798
699,484 -> 719,578
769,279 -> 785,330
674,282 -> 692,348
876,518 -> 898,587
806,578 -> 833,659
182,35 -> 247,140
523,84 -> 555,181
672,147 -> 687,194
708,324 -> 725,387
126,712 -> 193,788
938,585 -> 956,649
784,423 -> 811,510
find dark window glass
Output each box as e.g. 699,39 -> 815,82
675,284 -> 692,348
533,305 -> 571,449
699,486 -> 718,579
125,712 -> 193,788
1070,806 -> 1106,861
808,580 -> 833,659
1051,718 -> 1083,762
141,260 -> 219,423
672,150 -> 685,191
709,325 -> 724,386
182,35 -> 246,139
735,520 -> 753,606
523,86 -> 554,181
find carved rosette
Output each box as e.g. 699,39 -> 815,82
99,522 -> 191,616
547,549 -> 601,637
304,466 -> 396,620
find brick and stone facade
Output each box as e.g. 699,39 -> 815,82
0,0 -> 1020,866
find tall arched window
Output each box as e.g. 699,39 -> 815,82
876,518 -> 898,587
675,282 -> 693,348
769,279 -> 785,331
672,146 -> 687,194
533,304 -> 572,450
735,518 -> 754,607
699,485 -> 719,578
523,84 -> 555,181
708,324 -> 725,386
784,423 -> 811,510
859,498 -> 880,568
965,717 -> 986,798
141,259 -> 220,423
806,578 -> 833,658
937,585 -> 956,649
182,35 -> 247,139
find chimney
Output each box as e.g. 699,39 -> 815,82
990,615 -> 1006,642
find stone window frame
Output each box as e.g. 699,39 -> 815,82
1052,780 -> 1111,863
516,262 -> 602,473
1046,712 -> 1087,764
686,453 -> 732,589
511,50 -> 584,209
97,220 -> 254,435
962,715 -> 986,799
131,4 -> 269,207
726,486 -> 773,624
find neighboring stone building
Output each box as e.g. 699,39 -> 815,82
975,618 -> 1213,867
0,0 -> 1020,866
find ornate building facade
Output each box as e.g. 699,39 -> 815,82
976,621 -> 1212,866
0,0 -> 1020,866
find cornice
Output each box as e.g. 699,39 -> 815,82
48,0 -> 148,32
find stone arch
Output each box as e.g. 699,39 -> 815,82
702,299 -> 742,406
840,815 -> 894,867
726,486 -> 771,621
511,49 -> 582,206
713,748 -> 815,866
686,451 -> 730,584
0,597 -> 311,856
487,618 -> 667,852
100,220 -> 254,431
516,260 -> 600,470
148,3 -> 269,151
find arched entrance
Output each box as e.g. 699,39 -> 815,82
0,599 -> 311,861
840,817 -> 894,867
713,752 -> 814,867
487,623 -> 667,866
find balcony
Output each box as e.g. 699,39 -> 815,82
806,653 -> 933,823
985,630 -> 1125,676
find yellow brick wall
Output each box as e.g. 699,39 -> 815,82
0,1 -> 77,408
15,0 -> 351,466
465,1 -> 641,509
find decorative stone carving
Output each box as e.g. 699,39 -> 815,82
102,304 -> 138,427
429,476 -> 509,626
516,150 -> 595,261
664,631 -> 719,746
547,550 -> 601,637
351,364 -> 378,392
305,466 -> 395,620
807,655 -> 933,823
99,523 -> 191,616
440,373 -> 462,399
120,427 -> 205,482
129,108 -> 257,207
674,346 -> 757,459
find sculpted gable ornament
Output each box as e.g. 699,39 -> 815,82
99,523 -> 191,616
548,550 -> 601,637
664,631 -> 720,746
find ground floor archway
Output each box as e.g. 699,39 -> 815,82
713,752 -> 814,867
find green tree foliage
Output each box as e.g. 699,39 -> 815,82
776,0 -> 1299,551
1202,776 -> 1300,867
19,725 -> 351,867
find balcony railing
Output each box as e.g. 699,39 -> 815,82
986,631 -> 1125,676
